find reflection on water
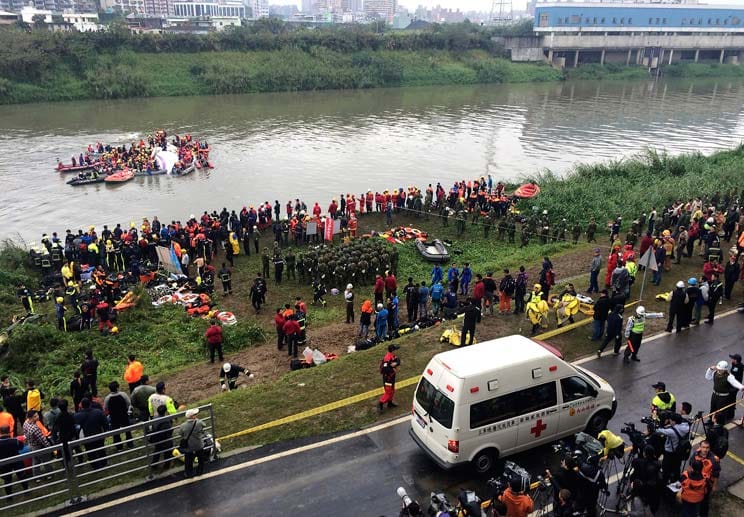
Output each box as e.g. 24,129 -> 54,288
1,78 -> 743,240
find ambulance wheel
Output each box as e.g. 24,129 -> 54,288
585,410 -> 610,436
472,448 -> 498,474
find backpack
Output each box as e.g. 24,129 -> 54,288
672,426 -> 692,459
546,269 -> 556,287
502,277 -> 516,297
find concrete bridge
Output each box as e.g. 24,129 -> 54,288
496,32 -> 744,68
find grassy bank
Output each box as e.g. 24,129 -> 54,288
2,146 -> 744,452
0,49 -> 564,104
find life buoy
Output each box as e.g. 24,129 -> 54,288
410,228 -> 423,237
216,311 -> 237,325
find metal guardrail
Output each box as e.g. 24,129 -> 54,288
0,404 -> 215,513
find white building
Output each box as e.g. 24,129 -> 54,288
62,10 -> 99,30
172,0 -> 244,18
100,0 -> 146,13
249,0 -> 267,18
20,5 -> 52,23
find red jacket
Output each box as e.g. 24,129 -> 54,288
473,280 -> 485,300
374,277 -> 384,294
283,319 -> 301,336
205,324 -> 223,345
274,313 -> 285,330
384,275 -> 397,292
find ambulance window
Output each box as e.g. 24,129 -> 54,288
561,376 -> 593,402
513,382 -> 557,415
415,378 -> 454,429
470,381 -> 557,429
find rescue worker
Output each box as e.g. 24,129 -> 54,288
374,303 -> 388,341
623,306 -> 663,363
16,282 -> 33,314
218,263 -> 232,295
378,344 -> 400,412
81,349 -> 99,397
204,319 -> 224,364
148,382 -> 178,418
526,284 -> 549,335
283,315 -> 301,358
130,375 -> 156,422
650,381 -> 676,413
597,304 -> 624,357
554,283 -> 579,327
344,284 -> 355,324
55,296 -> 67,332
460,297 -> 481,346
219,363 -> 252,391
688,440 -> 721,517
705,361 -> 744,423
678,459 -> 707,517
123,354 -> 144,392
666,281 -> 688,333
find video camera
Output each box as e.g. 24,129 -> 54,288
487,460 -> 531,499
621,422 -> 648,454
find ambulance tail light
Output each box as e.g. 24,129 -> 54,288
448,440 -> 459,453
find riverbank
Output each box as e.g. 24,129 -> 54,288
2,45 -> 743,104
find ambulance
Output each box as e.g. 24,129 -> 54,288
409,335 -> 616,473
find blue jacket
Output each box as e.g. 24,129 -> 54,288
375,308 -> 389,330
444,290 -> 458,309
430,283 -> 444,301
448,267 -> 459,282
431,266 -> 443,285
461,267 -> 472,283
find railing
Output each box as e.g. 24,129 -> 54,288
0,404 -> 215,513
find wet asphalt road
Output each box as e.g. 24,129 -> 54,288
72,312 -> 744,517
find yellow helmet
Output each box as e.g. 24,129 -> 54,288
533,284 -> 542,290
56,297 -> 64,303
111,326 -> 119,334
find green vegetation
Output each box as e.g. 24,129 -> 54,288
665,62 -> 744,78
3,20 -> 742,104
524,146 -> 744,225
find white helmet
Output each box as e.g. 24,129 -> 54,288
676,281 -> 685,288
717,360 -> 730,371
347,283 -> 353,290
636,306 -> 645,316
223,363 -> 231,373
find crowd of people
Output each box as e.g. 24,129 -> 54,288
8,163 -> 744,510
0,350 -> 219,493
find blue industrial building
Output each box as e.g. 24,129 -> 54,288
497,3 -> 744,67
534,3 -> 744,32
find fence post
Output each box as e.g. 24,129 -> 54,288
62,444 -> 85,506
208,404 -> 217,459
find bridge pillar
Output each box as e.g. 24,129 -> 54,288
720,49 -> 725,63
573,50 -> 580,67
547,49 -> 553,63
600,49 -> 605,65
668,49 -> 674,65
636,48 -> 642,65
694,49 -> 700,63
626,49 -> 632,65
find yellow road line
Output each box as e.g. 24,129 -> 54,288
219,376 -> 418,441
727,450 -> 744,467
218,302 -> 715,443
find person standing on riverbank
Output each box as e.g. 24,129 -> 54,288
588,248 -> 602,294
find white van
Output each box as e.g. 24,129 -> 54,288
409,335 -> 616,473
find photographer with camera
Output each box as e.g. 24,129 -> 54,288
498,474 -> 534,517
655,411 -> 691,485
630,445 -> 662,514
577,453 -> 607,517
597,428 -> 625,460
545,455 -> 581,511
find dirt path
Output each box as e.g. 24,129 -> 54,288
161,246 -> 595,404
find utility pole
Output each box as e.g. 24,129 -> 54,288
489,0 -> 513,25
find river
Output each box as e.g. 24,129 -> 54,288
1,77 -> 744,242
